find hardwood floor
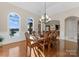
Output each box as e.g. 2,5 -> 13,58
0,40 -> 78,57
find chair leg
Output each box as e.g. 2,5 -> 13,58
29,47 -> 31,57
43,46 -> 44,54
26,46 -> 28,56
48,44 -> 50,56
27,47 -> 31,57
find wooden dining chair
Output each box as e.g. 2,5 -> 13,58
49,30 -> 59,49
32,31 -> 40,39
25,32 -> 39,57
36,31 -> 51,56
25,32 -> 49,57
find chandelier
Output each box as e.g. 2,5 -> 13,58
40,2 -> 51,31
40,2 -> 51,23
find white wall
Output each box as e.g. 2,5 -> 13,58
50,7 -> 79,42
1,3 -> 79,44
0,3 -> 40,45
0,32 -> 25,45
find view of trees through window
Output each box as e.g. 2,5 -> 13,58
8,12 -> 20,38
27,17 -> 33,34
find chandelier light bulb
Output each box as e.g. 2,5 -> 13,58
41,15 -> 45,19
39,19 -> 42,21
46,15 -> 49,19
49,18 -> 51,21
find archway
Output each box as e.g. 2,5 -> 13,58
46,20 -> 60,31
65,16 -> 79,55
65,16 -> 79,41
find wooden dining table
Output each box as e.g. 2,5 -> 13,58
29,35 -> 45,44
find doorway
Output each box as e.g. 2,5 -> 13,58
46,20 -> 60,31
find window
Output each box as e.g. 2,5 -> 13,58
26,17 -> 33,34
8,12 -> 20,38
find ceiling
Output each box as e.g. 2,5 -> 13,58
9,2 -> 79,16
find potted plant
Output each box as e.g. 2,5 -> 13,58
0,36 -> 4,47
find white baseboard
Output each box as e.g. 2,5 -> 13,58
59,37 -> 77,43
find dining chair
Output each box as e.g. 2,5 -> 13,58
25,32 -> 39,57
49,30 -> 59,49
32,31 -> 40,39
36,31 -> 51,56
